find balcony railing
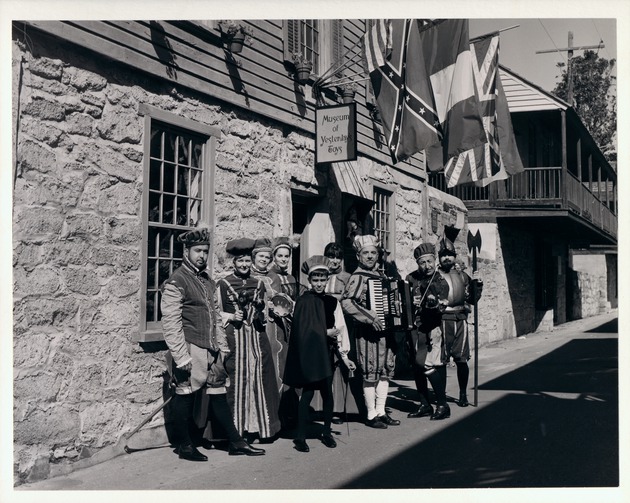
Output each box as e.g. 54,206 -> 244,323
428,167 -> 617,240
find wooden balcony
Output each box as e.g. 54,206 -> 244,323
428,167 -> 617,243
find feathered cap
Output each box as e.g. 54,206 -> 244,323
226,238 -> 256,257
352,234 -> 380,253
252,237 -> 272,256
301,255 -> 331,276
178,227 -> 210,247
438,237 -> 457,257
413,242 -> 436,261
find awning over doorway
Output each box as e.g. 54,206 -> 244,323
331,162 -> 369,200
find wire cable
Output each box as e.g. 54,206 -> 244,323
537,19 -> 567,65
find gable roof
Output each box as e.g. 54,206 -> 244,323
499,64 -> 570,112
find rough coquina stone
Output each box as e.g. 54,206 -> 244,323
95,111 -> 142,144
23,95 -> 66,121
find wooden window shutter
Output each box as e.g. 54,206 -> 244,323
332,19 -> 345,78
284,20 -> 300,63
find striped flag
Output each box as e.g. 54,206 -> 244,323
421,19 -> 487,163
431,33 -> 524,187
364,19 -> 442,163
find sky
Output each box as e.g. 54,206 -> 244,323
470,18 -> 617,93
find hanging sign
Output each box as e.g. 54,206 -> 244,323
315,103 -> 357,164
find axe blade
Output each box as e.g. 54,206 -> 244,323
467,229 -> 482,252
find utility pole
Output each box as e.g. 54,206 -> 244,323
536,31 -> 604,106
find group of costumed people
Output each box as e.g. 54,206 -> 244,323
160,226 -> 482,461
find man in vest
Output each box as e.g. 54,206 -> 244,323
161,227 -> 265,460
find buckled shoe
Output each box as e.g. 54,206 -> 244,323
293,439 -> 310,452
430,404 -> 451,421
320,433 -> 337,448
178,444 -> 208,462
408,404 -> 434,418
378,413 -> 400,426
228,440 -> 265,456
365,416 -> 388,429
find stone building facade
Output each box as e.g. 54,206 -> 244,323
11,24 -> 470,483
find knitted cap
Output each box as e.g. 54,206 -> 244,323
413,242 -> 435,260
301,255 -> 331,276
178,228 -> 210,247
272,236 -> 293,254
352,234 -> 379,253
226,238 -> 256,257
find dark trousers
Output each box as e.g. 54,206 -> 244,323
296,376 -> 334,440
171,391 -> 241,447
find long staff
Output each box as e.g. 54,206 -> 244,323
467,230 -> 482,407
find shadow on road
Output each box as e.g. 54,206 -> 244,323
586,318 -> 618,333
341,337 -> 618,489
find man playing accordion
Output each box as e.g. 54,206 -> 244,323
341,235 -> 401,429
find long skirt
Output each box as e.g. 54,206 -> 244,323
266,316 -> 290,390
224,321 -> 281,439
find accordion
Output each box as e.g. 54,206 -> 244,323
365,278 -> 414,330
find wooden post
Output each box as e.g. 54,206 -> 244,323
488,179 -> 498,207
588,154 -> 593,193
561,110 -> 568,208
576,137 -> 582,181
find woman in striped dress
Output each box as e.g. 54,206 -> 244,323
218,238 -> 281,442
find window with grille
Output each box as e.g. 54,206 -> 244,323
138,105 -> 218,341
372,186 -> 393,256
284,20 -> 344,79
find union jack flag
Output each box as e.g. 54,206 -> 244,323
439,33 -> 523,187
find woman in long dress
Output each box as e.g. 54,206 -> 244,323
266,236 -> 300,385
217,238 -> 281,441
265,236 -> 301,429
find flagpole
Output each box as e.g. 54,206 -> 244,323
314,35 -> 366,86
320,75 -> 370,88
469,24 -> 520,42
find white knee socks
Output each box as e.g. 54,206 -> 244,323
375,378 -> 389,416
363,382 -> 377,420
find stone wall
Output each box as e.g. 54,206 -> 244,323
12,32 -> 427,483
570,253 -> 610,318
469,223 -> 539,345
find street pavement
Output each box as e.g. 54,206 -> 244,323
17,311 -> 621,493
